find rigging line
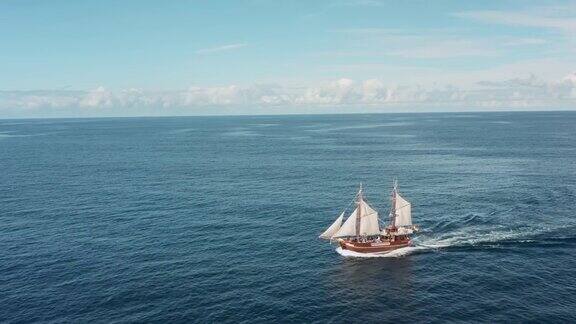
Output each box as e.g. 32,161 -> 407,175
339,190 -> 358,216
341,184 -> 366,215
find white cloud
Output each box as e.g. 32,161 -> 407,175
386,40 -> 501,59
327,28 -> 538,59
194,43 -> 247,54
296,78 -> 360,104
329,0 -> 384,7
503,38 -> 547,46
79,86 -> 113,107
453,6 -> 576,33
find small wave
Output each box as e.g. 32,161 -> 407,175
168,128 -> 196,134
305,122 -> 413,133
0,131 -> 43,139
222,130 -> 260,137
286,136 -> 311,141
249,123 -> 279,128
373,134 -> 416,138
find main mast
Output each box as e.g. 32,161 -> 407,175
389,179 -> 398,229
356,183 -> 362,240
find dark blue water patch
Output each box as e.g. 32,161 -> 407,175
1,111 -> 576,322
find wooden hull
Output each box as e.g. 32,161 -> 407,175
339,236 -> 411,253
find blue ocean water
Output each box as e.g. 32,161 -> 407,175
1,111 -> 576,323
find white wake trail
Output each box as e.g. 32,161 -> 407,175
335,246 -> 427,258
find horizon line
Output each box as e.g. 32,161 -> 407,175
1,108 -> 575,121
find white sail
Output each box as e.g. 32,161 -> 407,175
319,212 -> 344,239
359,200 -> 381,236
332,199 -> 381,238
394,193 -> 412,227
332,208 -> 358,238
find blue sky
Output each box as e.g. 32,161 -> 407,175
1,0 -> 576,117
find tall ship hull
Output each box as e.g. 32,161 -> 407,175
320,181 -> 418,255
338,235 -> 411,253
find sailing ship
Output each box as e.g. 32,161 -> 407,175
319,181 -> 418,254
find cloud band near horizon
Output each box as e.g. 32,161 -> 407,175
1,73 -> 576,117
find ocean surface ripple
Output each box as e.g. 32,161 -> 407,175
1,112 -> 576,323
